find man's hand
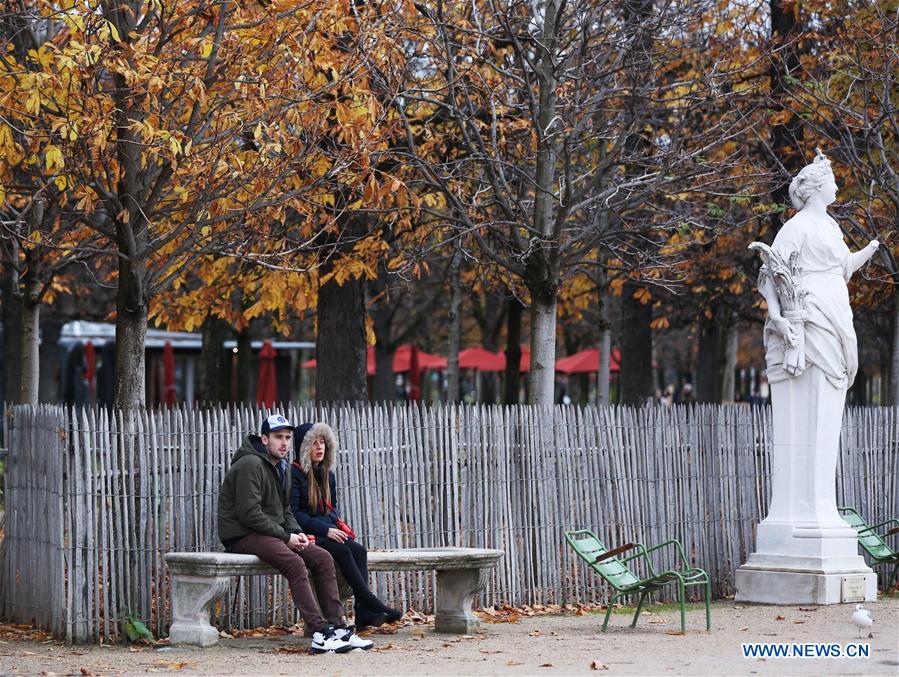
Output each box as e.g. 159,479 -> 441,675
326,528 -> 348,543
288,532 -> 309,551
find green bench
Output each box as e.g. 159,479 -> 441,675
565,529 -> 711,633
839,506 -> 899,590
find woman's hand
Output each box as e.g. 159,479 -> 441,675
327,527 -> 348,543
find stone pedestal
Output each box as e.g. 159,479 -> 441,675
735,369 -> 876,604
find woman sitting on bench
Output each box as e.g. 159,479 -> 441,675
291,422 -> 403,629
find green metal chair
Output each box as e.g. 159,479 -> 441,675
838,506 -> 899,590
564,529 -> 711,633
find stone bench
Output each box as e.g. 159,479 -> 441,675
165,547 -> 504,647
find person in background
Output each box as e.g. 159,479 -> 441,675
218,414 -> 372,653
291,422 -> 404,629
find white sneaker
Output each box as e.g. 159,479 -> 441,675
336,626 -> 374,651
310,625 -> 353,654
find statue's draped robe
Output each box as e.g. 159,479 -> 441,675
764,213 -> 857,389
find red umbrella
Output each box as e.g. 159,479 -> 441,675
519,345 -> 531,373
256,340 -> 277,408
555,347 -> 622,374
303,344 -> 447,373
408,345 -> 421,400
392,344 -> 447,372
162,340 -> 177,406
84,340 -> 97,402
458,347 -> 505,371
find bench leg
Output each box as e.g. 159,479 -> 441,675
168,575 -> 230,647
435,567 -> 487,634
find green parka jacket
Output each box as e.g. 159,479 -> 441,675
217,435 -> 302,546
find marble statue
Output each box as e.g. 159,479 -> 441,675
736,149 -> 879,604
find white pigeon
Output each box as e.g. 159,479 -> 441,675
851,604 -> 874,639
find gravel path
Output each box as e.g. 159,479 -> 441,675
1,598 -> 896,676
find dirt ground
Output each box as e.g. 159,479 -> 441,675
0,598 -> 896,676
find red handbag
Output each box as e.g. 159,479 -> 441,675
324,498 -> 356,539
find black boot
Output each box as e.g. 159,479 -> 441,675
383,607 -> 403,623
368,595 -> 403,623
354,599 -> 388,630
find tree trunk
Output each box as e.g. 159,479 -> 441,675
597,286 -> 611,406
235,330 -> 252,403
370,301 -> 395,401
200,316 -> 227,404
38,307 -> 65,403
618,281 -> 653,405
113,43 -> 150,410
1,264 -> 22,404
446,251 -> 462,403
769,0 -> 804,226
720,321 -> 738,403
504,298 -> 523,405
19,287 -> 40,406
696,317 -> 722,403
114,308 -> 148,409
891,286 -> 899,405
528,296 -> 557,405
316,274 -> 368,403
525,0 -> 561,407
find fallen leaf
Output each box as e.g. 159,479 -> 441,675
740,627 -> 749,631
774,615 -> 786,621
793,620 -> 805,624
591,661 -> 609,670
276,646 -> 307,655
506,661 -> 523,666
151,660 -> 196,670
528,631 -> 542,637
540,663 -> 553,668
479,649 -> 503,654
797,607 -> 817,612
80,670 -> 93,676
665,629 -> 685,636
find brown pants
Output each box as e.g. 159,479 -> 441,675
232,533 -> 343,632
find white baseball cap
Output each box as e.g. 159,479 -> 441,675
261,414 -> 294,435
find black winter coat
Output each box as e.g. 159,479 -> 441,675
290,463 -> 341,538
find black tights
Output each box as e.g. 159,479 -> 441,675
315,537 -> 389,617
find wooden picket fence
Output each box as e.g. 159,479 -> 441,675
1,402 -> 896,644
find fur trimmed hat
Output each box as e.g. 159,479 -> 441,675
293,421 -> 338,473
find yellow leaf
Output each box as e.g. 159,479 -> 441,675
200,41 -> 213,59
45,145 -> 64,172
105,20 -> 121,43
201,226 -> 210,237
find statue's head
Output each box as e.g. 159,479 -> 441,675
788,148 -> 834,210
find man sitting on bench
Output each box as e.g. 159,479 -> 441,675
217,414 -> 372,653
